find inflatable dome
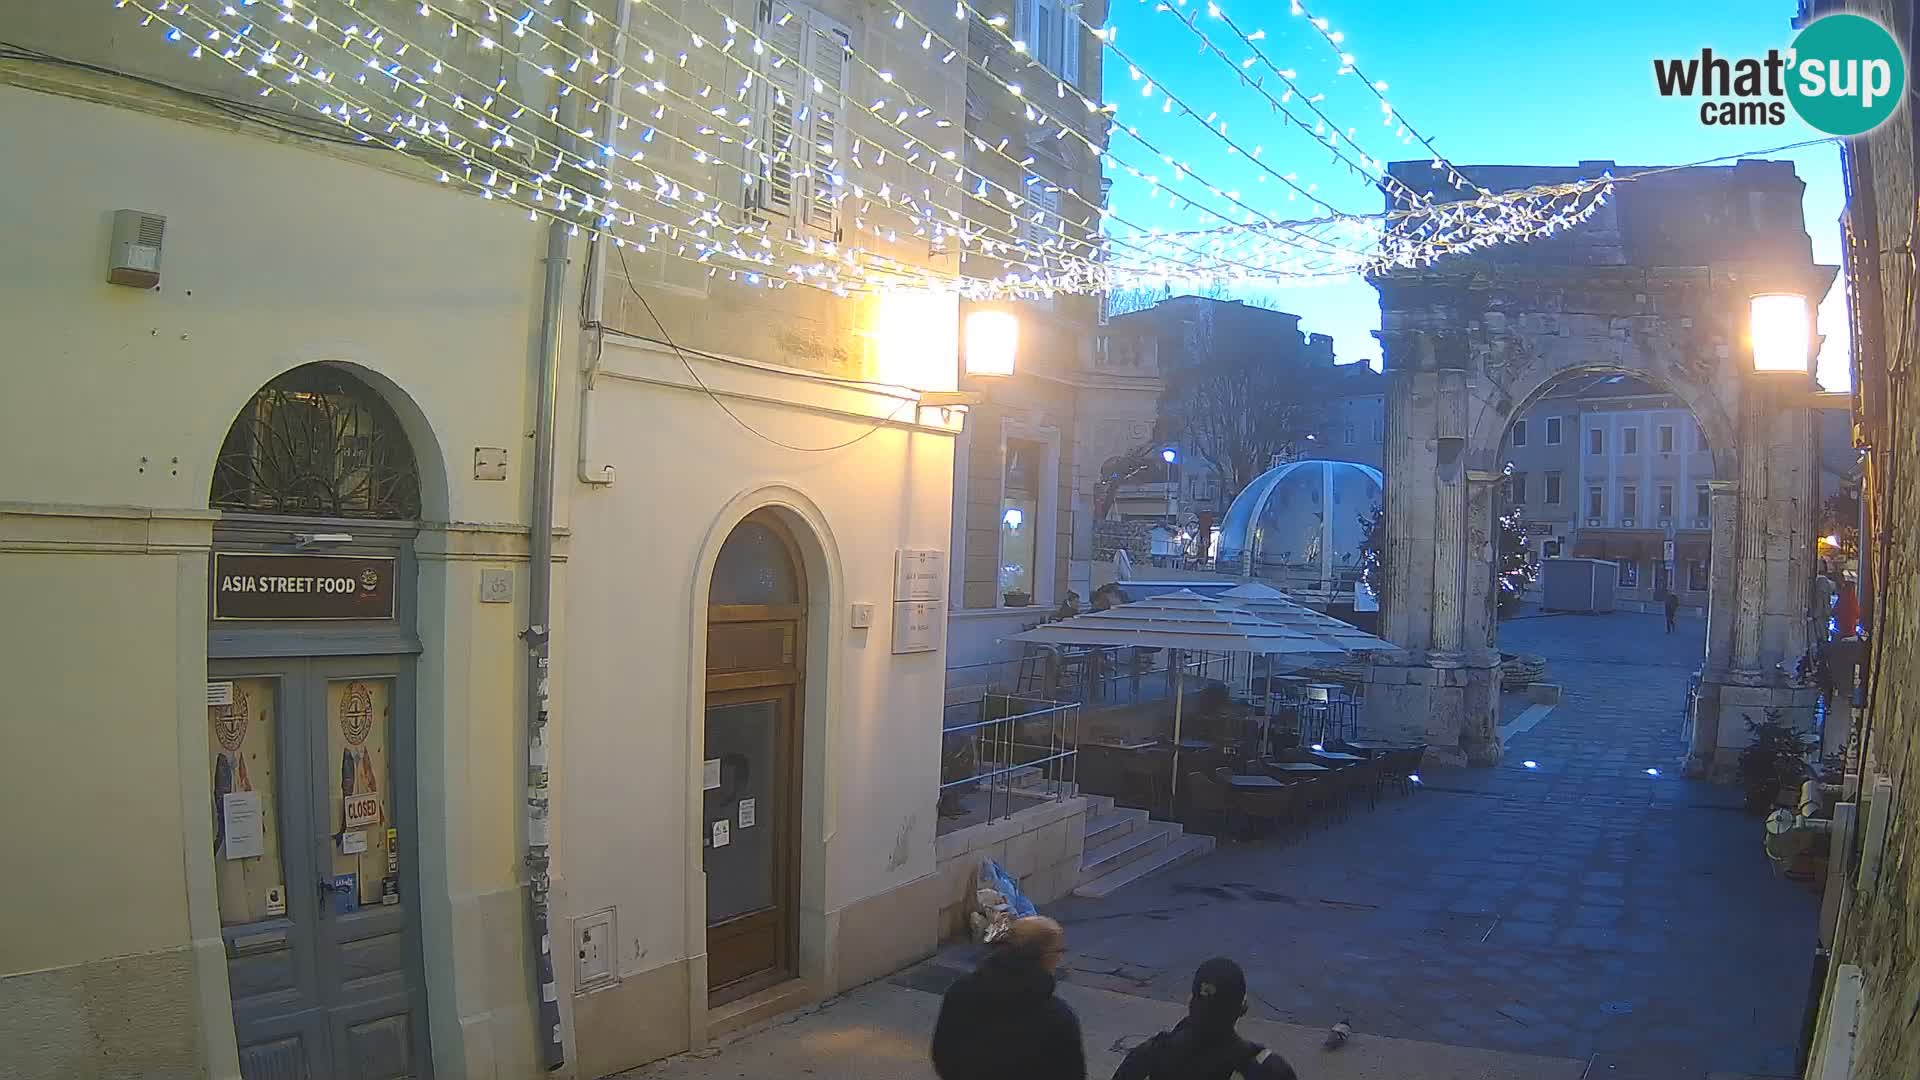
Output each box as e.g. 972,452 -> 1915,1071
1214,459 -> 1384,601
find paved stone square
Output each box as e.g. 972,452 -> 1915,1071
625,609 -> 1815,1080
1045,608 -> 1817,1079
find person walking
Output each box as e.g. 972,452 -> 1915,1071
1111,958 -> 1298,1080
1664,590 -> 1680,634
931,915 -> 1085,1080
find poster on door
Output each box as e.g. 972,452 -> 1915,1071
329,679 -> 395,909
209,678 -> 286,927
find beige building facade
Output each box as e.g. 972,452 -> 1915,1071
0,0 -> 993,1075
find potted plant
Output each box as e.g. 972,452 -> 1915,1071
1003,589 -> 1032,607
1737,710 -> 1818,815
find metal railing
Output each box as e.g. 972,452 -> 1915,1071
938,694 -> 1082,830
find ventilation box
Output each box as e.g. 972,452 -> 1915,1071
107,209 -> 166,288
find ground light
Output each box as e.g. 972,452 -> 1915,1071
1646,767 -> 1662,777
1523,760 -> 1539,769
1407,774 -> 1422,785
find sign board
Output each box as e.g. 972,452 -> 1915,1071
1663,540 -> 1677,563
343,792 -> 381,829
213,553 -> 397,621
891,600 -> 941,654
893,549 -> 946,602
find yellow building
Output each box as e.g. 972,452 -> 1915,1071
0,0 -> 1000,1075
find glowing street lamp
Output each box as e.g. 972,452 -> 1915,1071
1748,293 -> 1813,376
963,309 -> 1019,378
1161,448 -> 1177,521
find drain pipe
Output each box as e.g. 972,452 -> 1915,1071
574,0 -> 630,489
523,123 -> 572,1077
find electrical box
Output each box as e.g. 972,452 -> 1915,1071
108,209 -> 166,289
850,602 -> 875,628
473,447 -> 509,481
573,908 -> 615,989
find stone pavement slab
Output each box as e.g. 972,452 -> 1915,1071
617,976 -> 1588,1080
1038,610 -> 1818,1078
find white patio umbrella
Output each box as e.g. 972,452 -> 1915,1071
1007,589 -> 1343,797
1216,582 -> 1403,655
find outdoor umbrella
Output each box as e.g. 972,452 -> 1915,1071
1007,590 -> 1344,797
1216,581 -> 1403,655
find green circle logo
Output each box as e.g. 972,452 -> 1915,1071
1787,14 -> 1906,135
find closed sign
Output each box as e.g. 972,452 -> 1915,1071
344,793 -> 381,829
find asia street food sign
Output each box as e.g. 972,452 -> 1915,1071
213,553 -> 396,621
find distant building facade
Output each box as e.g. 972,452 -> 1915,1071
1098,296 -> 1382,527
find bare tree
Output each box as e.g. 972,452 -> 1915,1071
1162,302 -> 1329,506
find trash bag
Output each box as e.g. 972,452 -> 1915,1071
971,858 -> 1036,943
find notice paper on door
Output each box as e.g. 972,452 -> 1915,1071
712,819 -> 731,848
703,758 -> 722,791
340,830 -> 369,855
738,798 -> 756,829
222,790 -> 264,859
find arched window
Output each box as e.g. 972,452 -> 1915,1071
211,364 -> 421,519
710,515 -> 803,608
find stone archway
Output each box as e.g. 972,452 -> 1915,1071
1362,159 -> 1836,775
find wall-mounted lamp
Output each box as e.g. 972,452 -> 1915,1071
293,532 -> 354,549
963,309 -> 1018,378
1749,293 -> 1813,376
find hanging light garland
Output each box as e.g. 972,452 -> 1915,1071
102,0 -> 1629,295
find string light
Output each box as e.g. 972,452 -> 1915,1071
103,0 -> 1644,295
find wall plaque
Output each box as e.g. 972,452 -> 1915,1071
213,553 -> 397,621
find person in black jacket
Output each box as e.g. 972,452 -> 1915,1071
931,915 -> 1086,1080
1111,958 -> 1297,1080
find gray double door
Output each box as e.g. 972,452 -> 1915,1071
209,655 -> 429,1079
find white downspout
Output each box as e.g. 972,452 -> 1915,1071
575,0 -> 630,489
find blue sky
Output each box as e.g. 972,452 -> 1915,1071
1099,0 -> 1849,389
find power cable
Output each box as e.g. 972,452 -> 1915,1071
615,242 -> 918,452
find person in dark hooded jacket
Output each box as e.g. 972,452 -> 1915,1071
931,915 -> 1086,1080
1111,958 -> 1297,1080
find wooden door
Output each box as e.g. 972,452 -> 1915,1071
210,658 -> 429,1079
703,513 -> 806,1004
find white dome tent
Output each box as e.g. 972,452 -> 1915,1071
1214,460 -> 1384,606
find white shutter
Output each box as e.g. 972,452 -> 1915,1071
755,0 -> 808,220
1059,3 -> 1080,87
799,17 -> 851,239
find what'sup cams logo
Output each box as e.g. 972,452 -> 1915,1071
1654,13 -> 1906,136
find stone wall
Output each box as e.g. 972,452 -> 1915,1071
1810,2 -> 1920,1077
1093,519 -> 1156,564
931,797 -> 1088,941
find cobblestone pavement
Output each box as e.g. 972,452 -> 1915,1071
1044,608 -> 1818,1080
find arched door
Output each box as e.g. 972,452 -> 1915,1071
703,512 -> 807,1003
206,364 -> 431,1079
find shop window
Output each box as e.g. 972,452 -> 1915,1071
210,677 -> 286,926
1000,438 -> 1043,606
1618,559 -> 1640,588
1688,559 -> 1709,591
213,364 -> 422,519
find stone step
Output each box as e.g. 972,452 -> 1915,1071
1078,819 -> 1177,881
1082,807 -> 1144,850
1081,793 -> 1116,816
1072,833 -> 1215,900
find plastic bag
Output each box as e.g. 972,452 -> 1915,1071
972,857 -> 1037,943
